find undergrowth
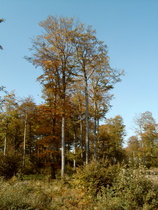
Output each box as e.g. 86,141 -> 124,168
0,162 -> 158,209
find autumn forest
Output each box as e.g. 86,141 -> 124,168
0,15 -> 158,209
0,16 -> 158,179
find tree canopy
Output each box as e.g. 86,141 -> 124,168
1,16 -> 157,179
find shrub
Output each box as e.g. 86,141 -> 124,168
0,153 -> 20,179
71,161 -> 120,196
22,156 -> 39,175
0,168 -> 157,209
111,166 -> 158,209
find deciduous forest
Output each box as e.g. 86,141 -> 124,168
0,17 -> 158,209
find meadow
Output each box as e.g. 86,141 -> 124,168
0,162 -> 158,210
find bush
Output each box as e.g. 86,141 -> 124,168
71,161 -> 120,196
108,165 -> 158,209
0,166 -> 157,209
0,153 -> 20,179
71,162 -> 158,209
22,156 -> 40,175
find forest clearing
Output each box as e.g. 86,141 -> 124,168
0,162 -> 158,209
1,3 -> 158,209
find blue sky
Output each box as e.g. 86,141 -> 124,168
1,0 -> 158,145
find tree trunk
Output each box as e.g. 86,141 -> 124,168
23,114 -> 27,167
4,122 -> 8,156
80,117 -> 83,160
73,133 -> 76,170
4,135 -> 7,156
85,79 -> 89,164
94,101 -> 97,161
61,114 -> 65,177
61,64 -> 66,178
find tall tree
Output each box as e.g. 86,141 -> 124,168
27,16 -> 123,172
27,16 -> 79,177
134,111 -> 158,167
98,115 -> 126,163
19,97 -> 37,167
0,92 -> 18,155
72,27 -> 99,164
126,135 -> 140,164
89,63 -> 122,160
70,86 -> 85,160
72,26 -> 123,164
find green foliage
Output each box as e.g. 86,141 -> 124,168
22,156 -> 40,175
114,167 -> 156,208
0,165 -> 158,209
131,111 -> 158,168
0,180 -> 52,209
71,161 -> 120,196
97,165 -> 158,209
0,153 -> 20,179
98,116 -> 126,164
71,163 -> 158,209
0,178 -> 93,209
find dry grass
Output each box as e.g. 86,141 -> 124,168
0,178 -> 95,210
0,167 -> 158,209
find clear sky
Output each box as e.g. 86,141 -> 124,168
1,0 -> 158,145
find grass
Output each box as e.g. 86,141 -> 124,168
23,174 -> 45,180
0,166 -> 158,209
0,178 -> 93,210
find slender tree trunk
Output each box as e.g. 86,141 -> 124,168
80,117 -> 83,159
85,78 -> 89,164
4,135 -> 7,156
23,114 -> 27,167
61,66 -> 66,177
52,92 -> 57,151
4,122 -> 8,156
97,118 -> 100,135
73,133 -> 76,170
28,123 -> 32,157
61,114 -> 65,177
94,102 -> 97,161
